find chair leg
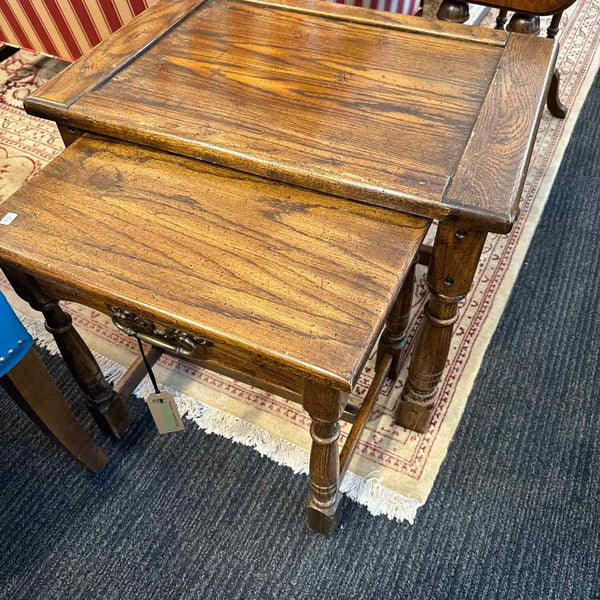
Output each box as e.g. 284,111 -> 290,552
495,9 -> 508,30
2,267 -> 132,439
376,261 -> 416,382
302,378 -> 347,536
548,70 -> 568,119
396,222 -> 487,433
1,347 -> 109,472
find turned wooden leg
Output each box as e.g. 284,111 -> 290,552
547,69 -> 567,119
437,0 -> 469,23
495,9 -> 508,30
302,379 -> 347,535
547,12 -> 563,38
396,222 -> 487,433
2,267 -> 132,439
376,261 -> 416,382
1,347 -> 109,471
436,0 -> 469,23
507,12 -> 541,35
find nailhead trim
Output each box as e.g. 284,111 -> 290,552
0,339 -> 26,364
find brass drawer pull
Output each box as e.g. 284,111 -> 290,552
109,307 -> 212,358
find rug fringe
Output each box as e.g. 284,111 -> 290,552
17,311 -> 419,524
136,375 -> 419,523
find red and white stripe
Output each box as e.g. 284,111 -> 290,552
0,0 -> 420,62
333,0 -> 420,15
0,0 -> 157,61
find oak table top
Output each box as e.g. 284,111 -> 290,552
25,0 -> 558,234
0,134 -> 428,391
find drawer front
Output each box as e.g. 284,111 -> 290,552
107,304 -> 303,398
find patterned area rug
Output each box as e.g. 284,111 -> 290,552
2,5 -> 600,522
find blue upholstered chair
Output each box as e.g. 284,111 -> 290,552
0,290 -> 32,374
0,292 -> 108,471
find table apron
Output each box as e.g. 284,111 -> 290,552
6,268 -> 310,398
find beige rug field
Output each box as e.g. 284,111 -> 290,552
2,4 -> 600,522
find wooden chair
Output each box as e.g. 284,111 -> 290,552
0,291 -> 108,472
435,0 -> 572,118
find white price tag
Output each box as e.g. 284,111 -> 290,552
146,391 -> 185,435
0,212 -> 17,226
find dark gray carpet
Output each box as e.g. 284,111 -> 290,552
2,74 -> 600,599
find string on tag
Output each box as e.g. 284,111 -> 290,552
134,337 -> 184,434
137,337 -> 160,396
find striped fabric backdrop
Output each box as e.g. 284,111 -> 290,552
333,0 -> 420,15
0,0 -> 420,62
0,0 -> 157,61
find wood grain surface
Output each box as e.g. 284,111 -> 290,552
24,0 -> 557,233
0,134 -> 429,390
25,0 -> 504,220
241,0 -> 508,44
444,33 -> 558,232
25,0 -> 206,117
23,0 -> 507,124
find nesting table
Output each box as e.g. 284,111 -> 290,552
0,0 -> 557,534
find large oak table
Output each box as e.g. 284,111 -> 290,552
0,0 -> 557,534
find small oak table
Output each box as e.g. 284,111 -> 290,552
0,0 -> 557,533
0,133 -> 428,534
